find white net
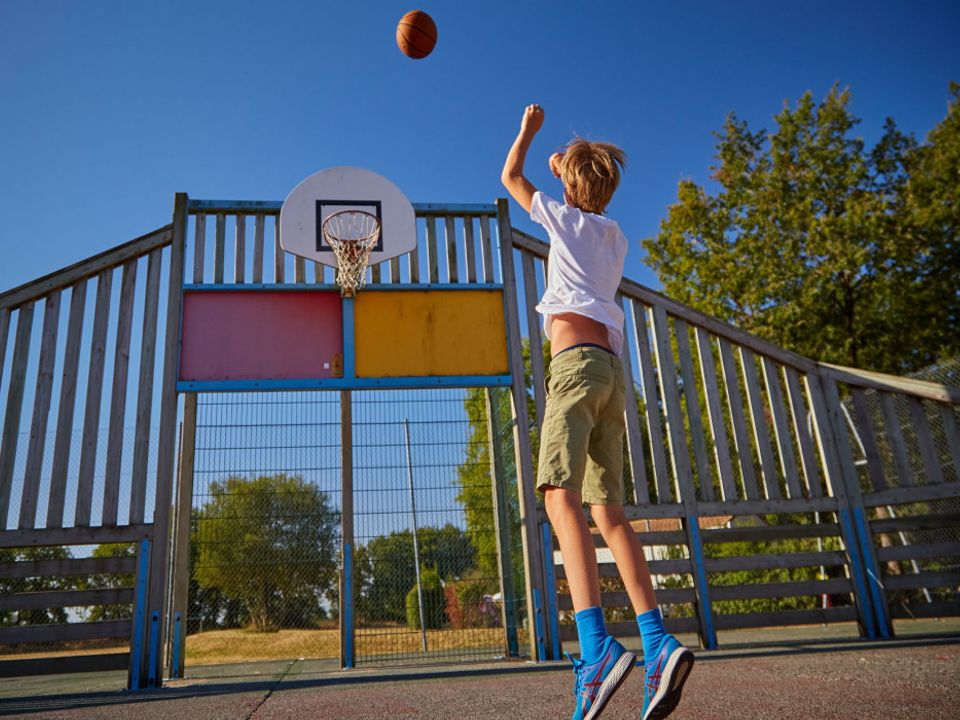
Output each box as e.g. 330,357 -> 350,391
322,210 -> 381,295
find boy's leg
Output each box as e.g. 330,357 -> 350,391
543,486 -> 601,612
592,503 -> 694,720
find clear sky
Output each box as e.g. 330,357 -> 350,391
1,0 -> 958,294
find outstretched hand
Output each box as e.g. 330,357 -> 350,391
521,104 -> 544,134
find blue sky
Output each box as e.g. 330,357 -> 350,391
1,0 -> 958,293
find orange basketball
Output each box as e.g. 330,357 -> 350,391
396,10 -> 437,59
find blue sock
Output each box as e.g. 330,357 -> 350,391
575,607 -> 608,663
637,608 -> 666,661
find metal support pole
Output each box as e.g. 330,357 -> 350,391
403,418 -> 428,652
340,390 -> 355,668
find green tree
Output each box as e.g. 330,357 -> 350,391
405,566 -> 445,630
355,524 -> 474,623
193,474 -> 339,631
643,84 -> 960,374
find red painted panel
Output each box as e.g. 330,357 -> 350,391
179,291 -> 342,382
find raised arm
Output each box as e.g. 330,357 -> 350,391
500,104 -> 544,213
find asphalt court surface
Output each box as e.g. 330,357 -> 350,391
1,622 -> 958,719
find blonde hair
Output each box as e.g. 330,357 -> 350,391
558,138 -> 626,214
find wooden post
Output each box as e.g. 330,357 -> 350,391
145,192 -> 188,687
168,393 -> 197,679
485,388 -> 519,657
495,198 -> 548,661
339,390 -> 355,668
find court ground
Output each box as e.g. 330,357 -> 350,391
1,620 -> 958,719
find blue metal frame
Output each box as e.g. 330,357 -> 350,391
185,199 -> 497,216
342,295 -> 356,379
853,506 -> 892,639
343,543 -> 355,669
177,375 -> 513,392
147,610 -> 161,687
838,508 -> 878,639
540,523 -> 561,661
532,588 -> 548,662
129,539 -> 150,690
687,518 -> 718,650
170,612 -> 183,679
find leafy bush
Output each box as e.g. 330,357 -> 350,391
405,567 -> 446,630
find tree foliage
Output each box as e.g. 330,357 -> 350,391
0,546 -> 74,626
193,474 -> 339,631
355,524 -> 474,623
644,84 -> 960,374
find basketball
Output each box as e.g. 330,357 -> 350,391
396,10 -> 437,59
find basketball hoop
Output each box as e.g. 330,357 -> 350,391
321,210 -> 381,297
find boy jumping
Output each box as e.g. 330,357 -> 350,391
501,104 -> 695,720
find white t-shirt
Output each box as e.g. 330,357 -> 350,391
530,191 -> 628,356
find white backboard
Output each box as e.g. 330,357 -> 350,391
279,167 -> 417,268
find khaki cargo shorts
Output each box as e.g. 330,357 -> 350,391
536,346 -> 627,505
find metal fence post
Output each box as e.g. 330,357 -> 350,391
340,389 -> 355,668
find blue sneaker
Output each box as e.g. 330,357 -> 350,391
640,635 -> 694,720
567,635 -> 636,720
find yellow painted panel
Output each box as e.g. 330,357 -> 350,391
355,290 -> 509,378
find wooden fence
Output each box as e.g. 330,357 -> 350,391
1,192 -> 957,686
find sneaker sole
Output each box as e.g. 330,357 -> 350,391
642,648 -> 694,720
584,650 -> 636,720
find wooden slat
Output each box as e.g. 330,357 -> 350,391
939,404 -> 960,483
784,367 -> 822,498
102,260 -> 137,526
253,214 -> 265,283
631,301 -> 672,502
213,213 -> 226,284
234,215 -> 246,283
613,503 -> 686,520
390,256 -> 401,284
864,483 -> 960,507
371,261 -> 381,283
314,260 -> 324,284
908,397 -> 944,485
479,216 -> 494,283
129,248 -> 161,524
521,252 -> 546,428
408,245 -> 420,283
712,606 -> 857,630
0,652 -> 129,678
717,338 -> 758,500
0,587 -> 133,612
0,620 -> 131,645
871,512 -> 960,533
295,256 -> 305,284
620,298 -> 649,504
425,216 -> 440,284
0,554 -> 137,578
819,362 -> 960,405
592,528 -> 689,547
192,214 -> 206,283
444,216 -> 458,283
557,587 -> 697,611
697,496 -> 837,515
0,309 -> 9,390
739,347 -> 780,500
273,218 -> 285,283
710,578 -> 852,601
761,356 -> 802,498
876,541 -> 960,562
75,270 -> 113,526
0,225 -> 172,311
704,550 -> 848,572
851,388 -> 888,492
0,303 -> 36,523
0,524 -> 152,549
170,393 -> 197,677
890,601 -> 960,620
47,281 -> 87,528
694,328 -> 738,502
879,392 -> 913,487
702,523 -> 841,544
674,318 -> 714,502
19,292 -> 61,529
462,217 -> 477,283
651,306 -> 695,505
557,557 -> 692,578
885,570 -> 960,590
